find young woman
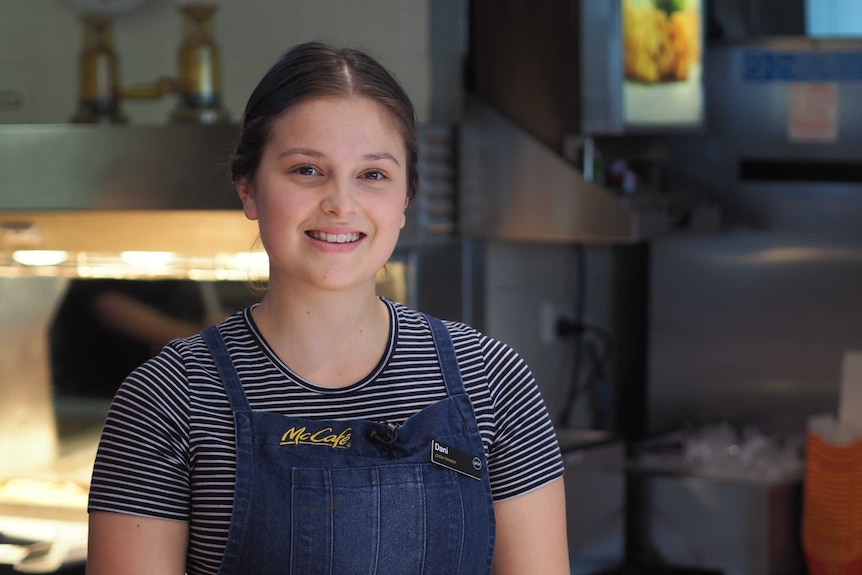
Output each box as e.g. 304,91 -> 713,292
86,41 -> 569,575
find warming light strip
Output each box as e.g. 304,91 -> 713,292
0,250 -> 270,281
11,250 -> 70,266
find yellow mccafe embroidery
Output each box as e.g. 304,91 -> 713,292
280,426 -> 352,449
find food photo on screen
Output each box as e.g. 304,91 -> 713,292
622,0 -> 704,128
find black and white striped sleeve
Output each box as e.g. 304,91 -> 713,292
480,336 -> 564,500
87,346 -> 192,521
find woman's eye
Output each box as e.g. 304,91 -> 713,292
294,165 -> 319,176
363,170 -> 386,181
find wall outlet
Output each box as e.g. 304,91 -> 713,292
540,300 -> 574,344
0,63 -> 32,124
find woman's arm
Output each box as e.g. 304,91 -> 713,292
491,476 -> 570,575
87,512 -> 189,575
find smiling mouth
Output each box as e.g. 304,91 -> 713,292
307,231 -> 364,244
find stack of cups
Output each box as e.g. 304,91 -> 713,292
803,427 -> 862,574
804,351 -> 862,575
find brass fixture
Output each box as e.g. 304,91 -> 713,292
69,14 -> 128,124
121,3 -> 229,124
172,3 -> 228,124
71,3 -> 229,124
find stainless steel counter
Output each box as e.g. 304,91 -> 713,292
556,428 -> 627,575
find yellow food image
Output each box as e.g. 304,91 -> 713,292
624,0 -> 700,83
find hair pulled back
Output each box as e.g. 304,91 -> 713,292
230,41 -> 419,200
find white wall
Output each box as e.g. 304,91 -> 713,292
0,0 -> 466,125
484,241 -> 616,427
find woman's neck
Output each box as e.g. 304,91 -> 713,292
251,286 -> 391,388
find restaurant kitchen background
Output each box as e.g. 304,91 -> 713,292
2,0 -> 862,573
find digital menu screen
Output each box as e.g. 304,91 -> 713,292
622,0 -> 704,128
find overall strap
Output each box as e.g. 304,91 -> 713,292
423,314 -> 467,397
201,325 -> 251,412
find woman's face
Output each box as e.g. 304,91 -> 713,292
237,96 -> 408,294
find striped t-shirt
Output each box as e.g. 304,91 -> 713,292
88,298 -> 564,575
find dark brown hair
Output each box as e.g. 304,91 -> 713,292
230,41 -> 418,200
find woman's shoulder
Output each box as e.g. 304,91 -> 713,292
169,307 -> 250,350
389,300 -> 483,342
111,309 -> 252,418
124,309 -> 251,385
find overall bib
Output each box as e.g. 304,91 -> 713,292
202,314 -> 496,575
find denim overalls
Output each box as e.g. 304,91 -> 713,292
202,314 -> 496,575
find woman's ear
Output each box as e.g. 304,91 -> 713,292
235,177 -> 259,221
400,197 -> 409,229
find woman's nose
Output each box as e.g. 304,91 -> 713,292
320,178 -> 358,215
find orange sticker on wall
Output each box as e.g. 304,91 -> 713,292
788,83 -> 838,142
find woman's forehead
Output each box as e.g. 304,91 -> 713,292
268,96 -> 407,155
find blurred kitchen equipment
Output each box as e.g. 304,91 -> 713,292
803,422 -> 862,575
459,97 -> 720,244
121,3 -> 229,124
0,476 -> 91,573
558,429 -> 626,575
0,277 -> 66,475
628,468 -> 804,575
69,3 -> 229,125
171,3 -> 227,124
802,357 -> 862,574
647,35 -> 862,451
462,0 -> 720,244
624,426 -> 805,575
69,14 -> 127,124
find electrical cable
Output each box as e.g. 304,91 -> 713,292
556,244 -> 618,429
558,244 -> 586,426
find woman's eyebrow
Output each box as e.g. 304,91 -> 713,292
276,149 -> 399,166
277,147 -> 324,159
363,152 -> 400,166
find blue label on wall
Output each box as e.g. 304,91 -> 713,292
743,51 -> 862,82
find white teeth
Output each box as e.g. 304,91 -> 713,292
311,231 -> 361,244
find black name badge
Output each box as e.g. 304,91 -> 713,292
430,440 -> 484,480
